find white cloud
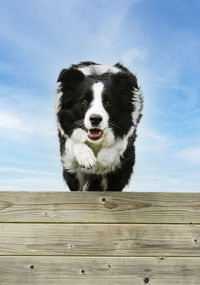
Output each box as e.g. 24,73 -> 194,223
121,47 -> 147,65
0,110 -> 31,131
135,120 -> 174,153
176,145 -> 200,164
0,167 -> 59,176
0,178 -> 66,191
0,83 -> 57,143
0,107 -> 57,144
0,0 -> 143,82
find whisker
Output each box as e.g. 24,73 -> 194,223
71,119 -> 84,128
64,119 -> 85,133
109,120 -> 123,131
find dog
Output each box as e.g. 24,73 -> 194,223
56,61 -> 143,191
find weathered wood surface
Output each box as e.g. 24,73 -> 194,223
0,191 -> 200,284
0,223 -> 200,256
0,257 -> 200,285
0,191 -> 200,223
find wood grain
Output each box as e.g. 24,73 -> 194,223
0,256 -> 200,284
0,223 -> 200,256
0,191 -> 200,223
1,191 -> 200,284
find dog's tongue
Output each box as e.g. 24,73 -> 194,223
88,129 -> 102,139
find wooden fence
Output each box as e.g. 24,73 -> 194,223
0,191 -> 200,284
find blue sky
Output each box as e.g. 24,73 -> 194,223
0,0 -> 200,191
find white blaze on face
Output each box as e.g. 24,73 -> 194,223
84,81 -> 109,130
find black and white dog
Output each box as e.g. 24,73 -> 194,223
56,61 -> 143,191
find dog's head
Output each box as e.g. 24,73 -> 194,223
56,62 -> 143,145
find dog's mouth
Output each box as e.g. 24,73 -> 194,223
88,128 -> 103,140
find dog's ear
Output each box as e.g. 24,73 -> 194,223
111,72 -> 138,89
57,69 -> 67,82
57,68 -> 85,83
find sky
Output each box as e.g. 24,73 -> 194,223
0,0 -> 200,192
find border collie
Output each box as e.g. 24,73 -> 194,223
56,61 -> 143,191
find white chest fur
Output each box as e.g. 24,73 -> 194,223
61,127 -> 134,178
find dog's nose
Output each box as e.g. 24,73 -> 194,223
89,114 -> 103,126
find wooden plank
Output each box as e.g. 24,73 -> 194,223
0,256 -> 200,284
1,191 -> 200,224
0,223 -> 200,256
0,281 -> 145,285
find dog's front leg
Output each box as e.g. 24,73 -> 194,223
73,143 -> 97,169
71,128 -> 97,170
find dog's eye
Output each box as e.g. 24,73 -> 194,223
104,100 -> 111,106
81,99 -> 88,105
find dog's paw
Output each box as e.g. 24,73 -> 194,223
78,154 -> 97,169
73,143 -> 97,169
